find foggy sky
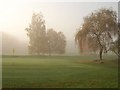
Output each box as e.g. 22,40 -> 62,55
0,1 -> 118,55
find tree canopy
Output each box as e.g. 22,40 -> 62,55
75,8 -> 118,60
47,29 -> 66,55
26,12 -> 47,55
26,12 -> 66,55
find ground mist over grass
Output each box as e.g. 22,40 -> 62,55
2,55 -> 118,88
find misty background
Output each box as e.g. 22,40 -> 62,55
1,2 -> 118,55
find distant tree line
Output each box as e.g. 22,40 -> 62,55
26,12 -> 66,55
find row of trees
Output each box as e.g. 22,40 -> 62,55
25,8 -> 119,60
26,13 -> 66,55
75,8 -> 119,61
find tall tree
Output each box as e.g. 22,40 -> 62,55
47,29 -> 66,55
26,12 -> 47,55
57,32 -> 66,54
47,29 -> 58,54
75,8 -> 118,61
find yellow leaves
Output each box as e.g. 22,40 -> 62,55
75,8 -> 117,55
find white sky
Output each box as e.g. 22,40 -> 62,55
0,0 -> 118,42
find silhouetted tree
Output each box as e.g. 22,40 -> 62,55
57,32 -> 66,54
47,29 -> 58,55
47,29 -> 66,55
26,12 -> 47,55
75,8 -> 118,61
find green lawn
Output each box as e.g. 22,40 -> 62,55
2,55 -> 118,88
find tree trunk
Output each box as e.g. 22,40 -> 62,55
99,47 -> 103,61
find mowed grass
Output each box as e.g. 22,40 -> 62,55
2,55 -> 118,88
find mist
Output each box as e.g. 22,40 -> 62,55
2,32 -> 28,55
1,2 -> 118,55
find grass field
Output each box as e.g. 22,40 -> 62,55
2,55 -> 118,88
